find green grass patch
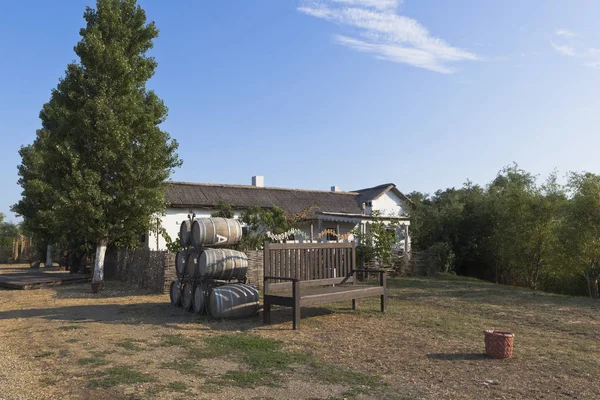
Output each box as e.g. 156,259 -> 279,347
115,338 -> 146,352
311,362 -> 382,387
200,334 -> 313,370
88,365 -> 156,388
159,334 -> 191,348
166,381 -> 188,392
78,356 -> 109,367
33,351 -> 54,358
57,325 -> 83,331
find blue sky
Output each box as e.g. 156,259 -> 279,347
1,0 -> 599,221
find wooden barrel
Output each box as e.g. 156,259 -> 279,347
184,248 -> 198,278
193,285 -> 207,314
191,218 -> 242,247
169,280 -> 181,307
175,250 -> 187,276
182,283 -> 194,311
198,249 -> 248,280
209,284 -> 259,319
180,220 -> 192,246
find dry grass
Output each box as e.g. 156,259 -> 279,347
0,264 -> 598,399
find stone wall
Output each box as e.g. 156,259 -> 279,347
105,248 -> 174,293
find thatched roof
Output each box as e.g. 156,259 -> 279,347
165,182 -> 365,215
165,181 -> 408,216
354,183 -> 412,205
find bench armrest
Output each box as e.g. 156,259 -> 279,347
351,269 -> 387,287
351,269 -> 386,273
264,276 -> 299,282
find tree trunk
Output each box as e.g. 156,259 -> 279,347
588,271 -> 600,299
92,239 -> 107,284
45,244 -> 53,268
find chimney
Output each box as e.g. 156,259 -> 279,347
252,176 -> 264,187
331,186 -> 341,192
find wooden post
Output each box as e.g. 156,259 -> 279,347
336,223 -> 340,243
380,271 -> 387,313
292,279 -> 301,330
310,222 -> 314,242
317,219 -> 322,242
263,296 -> 271,324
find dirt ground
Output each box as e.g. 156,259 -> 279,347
0,264 -> 599,400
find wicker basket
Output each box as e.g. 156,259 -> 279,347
484,330 -> 514,359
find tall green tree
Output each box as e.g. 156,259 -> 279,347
559,172 -> 600,298
14,0 -> 180,288
12,134 -> 59,267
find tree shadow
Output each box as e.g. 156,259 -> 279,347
426,352 -> 489,361
0,301 -> 334,332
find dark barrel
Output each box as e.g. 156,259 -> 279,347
209,284 -> 259,319
182,283 -> 194,311
193,285 -> 207,314
184,248 -> 198,278
175,250 -> 187,276
197,249 -> 248,280
169,280 -> 181,307
180,220 -> 191,246
191,218 -> 242,248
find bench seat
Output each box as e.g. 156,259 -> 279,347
266,285 -> 384,307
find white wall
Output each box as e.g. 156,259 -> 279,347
371,191 -> 406,217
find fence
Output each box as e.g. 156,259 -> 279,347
104,248 -> 175,293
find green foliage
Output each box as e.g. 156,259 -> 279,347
354,211 -> 399,266
12,0 -> 181,271
237,205 -> 311,250
211,201 -> 235,218
409,164 -> 600,297
558,172 -> 600,298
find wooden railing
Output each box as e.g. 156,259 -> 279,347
263,242 -> 356,282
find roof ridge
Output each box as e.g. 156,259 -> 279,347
353,183 -> 395,193
169,181 -> 360,196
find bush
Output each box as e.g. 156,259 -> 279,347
427,242 -> 456,273
356,245 -> 375,267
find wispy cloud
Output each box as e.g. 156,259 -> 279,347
298,1 -> 478,73
555,29 -> 578,38
331,0 -> 401,10
583,49 -> 600,69
551,42 -> 576,56
551,29 -> 600,70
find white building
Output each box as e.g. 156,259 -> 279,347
146,176 -> 411,251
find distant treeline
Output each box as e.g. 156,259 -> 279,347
409,164 -> 600,298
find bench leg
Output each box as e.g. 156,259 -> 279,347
292,280 -> 300,330
263,298 -> 271,324
352,299 -> 358,310
380,293 -> 386,313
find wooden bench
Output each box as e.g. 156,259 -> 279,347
262,242 -> 387,330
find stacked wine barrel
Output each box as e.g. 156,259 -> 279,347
169,217 -> 259,319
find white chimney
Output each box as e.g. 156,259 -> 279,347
331,185 -> 341,192
252,176 -> 264,187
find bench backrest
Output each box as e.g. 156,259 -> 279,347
264,242 -> 356,287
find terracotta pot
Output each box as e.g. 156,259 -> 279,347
484,330 -> 514,359
91,281 -> 105,293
